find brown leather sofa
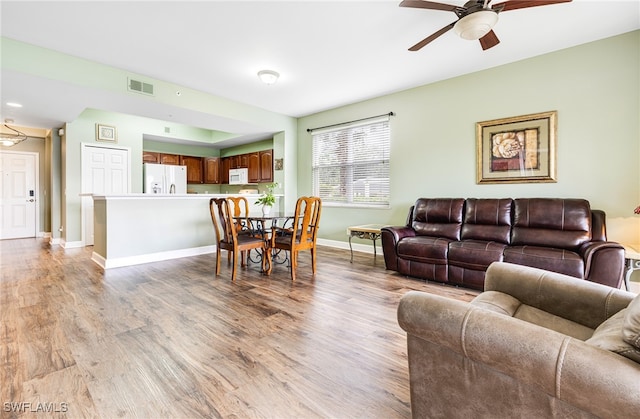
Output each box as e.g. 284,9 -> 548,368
382,198 -> 625,290
397,262 -> 640,418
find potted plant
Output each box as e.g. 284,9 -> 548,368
255,182 -> 278,215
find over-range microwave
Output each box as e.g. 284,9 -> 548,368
229,168 -> 249,185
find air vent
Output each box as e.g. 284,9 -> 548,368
127,77 -> 154,96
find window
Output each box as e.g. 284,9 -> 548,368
312,115 -> 390,207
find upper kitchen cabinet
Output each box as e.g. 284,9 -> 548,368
203,157 -> 221,184
221,157 -> 231,184
259,149 -> 273,183
142,151 -> 161,163
238,154 -> 249,169
160,153 -> 181,165
180,155 -> 203,184
247,149 -> 273,183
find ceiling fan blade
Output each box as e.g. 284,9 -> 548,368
479,30 -> 500,50
408,21 -> 456,51
492,0 -> 572,12
399,0 -> 461,12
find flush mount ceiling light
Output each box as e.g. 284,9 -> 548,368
257,70 -> 279,85
6,102 -> 23,108
453,10 -> 499,40
0,120 -> 28,147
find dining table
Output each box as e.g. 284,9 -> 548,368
235,213 -> 296,267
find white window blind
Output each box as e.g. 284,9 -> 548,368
312,115 -> 390,207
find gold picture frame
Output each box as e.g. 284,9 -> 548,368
476,110 -> 557,184
96,123 -> 117,143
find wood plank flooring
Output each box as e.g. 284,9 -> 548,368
0,239 -> 479,418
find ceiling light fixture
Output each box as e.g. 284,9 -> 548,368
0,120 -> 28,147
257,70 -> 279,85
6,102 -> 23,108
453,10 -> 499,40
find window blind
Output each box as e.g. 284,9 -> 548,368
312,115 -> 390,207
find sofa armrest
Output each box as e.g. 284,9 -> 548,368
397,291 -> 640,418
484,262 -> 633,329
381,226 -> 415,271
580,241 -> 625,287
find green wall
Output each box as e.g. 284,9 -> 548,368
298,31 -> 640,243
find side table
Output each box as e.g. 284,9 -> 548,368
623,243 -> 640,291
347,224 -> 385,263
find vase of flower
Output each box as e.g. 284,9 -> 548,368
255,182 -> 278,216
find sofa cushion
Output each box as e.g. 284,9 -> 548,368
460,198 -> 513,244
397,236 -> 450,264
585,301 -> 640,363
503,245 -> 584,278
623,294 -> 640,352
411,198 -> 464,240
448,240 -> 506,270
511,198 -> 591,250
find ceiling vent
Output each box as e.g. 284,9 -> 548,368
127,77 -> 154,96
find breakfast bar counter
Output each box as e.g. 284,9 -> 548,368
91,193 -> 281,269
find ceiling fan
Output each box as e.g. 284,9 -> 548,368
400,0 -> 572,51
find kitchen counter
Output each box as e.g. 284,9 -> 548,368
90,193 -> 281,269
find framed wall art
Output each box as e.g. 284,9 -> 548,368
96,123 -> 117,143
476,110 -> 557,184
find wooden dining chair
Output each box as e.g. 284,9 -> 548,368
268,196 -> 322,281
209,198 -> 269,281
226,196 -> 253,264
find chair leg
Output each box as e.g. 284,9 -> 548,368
231,250 -> 238,281
310,247 -> 317,274
290,250 -> 297,281
215,248 -> 222,276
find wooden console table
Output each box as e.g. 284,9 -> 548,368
347,224 -> 385,263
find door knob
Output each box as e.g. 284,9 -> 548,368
27,199 -> 35,202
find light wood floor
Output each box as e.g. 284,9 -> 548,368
1,238 -> 479,418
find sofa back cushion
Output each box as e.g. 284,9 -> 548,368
511,198 -> 591,250
412,198 -> 464,240
461,198 -> 513,244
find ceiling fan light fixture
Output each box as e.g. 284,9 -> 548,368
453,10 -> 498,40
257,70 -> 279,85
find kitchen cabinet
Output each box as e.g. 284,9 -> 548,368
160,153 -> 181,165
238,154 -> 249,169
203,157 -> 220,184
142,151 -> 160,163
259,149 -> 273,182
221,157 -> 231,184
220,149 -> 273,184
248,149 -> 273,183
247,152 -> 260,183
180,156 -> 203,183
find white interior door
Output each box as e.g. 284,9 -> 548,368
81,144 -> 130,246
0,151 -> 38,239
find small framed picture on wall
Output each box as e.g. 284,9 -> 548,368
96,123 -> 117,143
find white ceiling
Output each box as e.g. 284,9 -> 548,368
1,0 -> 639,145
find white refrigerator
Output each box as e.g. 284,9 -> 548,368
143,163 -> 187,194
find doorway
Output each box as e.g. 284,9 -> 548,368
81,143 -> 130,246
0,151 -> 39,239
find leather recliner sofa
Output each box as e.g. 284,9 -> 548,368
381,198 -> 625,290
397,262 -> 640,418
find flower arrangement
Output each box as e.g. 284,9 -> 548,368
635,205 -> 640,215
255,182 -> 278,207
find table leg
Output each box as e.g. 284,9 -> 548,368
372,238 -> 377,258
349,234 -> 354,263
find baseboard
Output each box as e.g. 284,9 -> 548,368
317,238 -> 381,255
61,240 -> 84,249
92,245 -> 216,269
